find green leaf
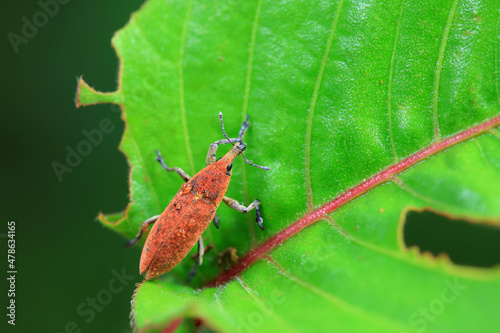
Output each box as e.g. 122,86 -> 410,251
76,0 -> 500,332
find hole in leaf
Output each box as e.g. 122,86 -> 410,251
403,209 -> 500,268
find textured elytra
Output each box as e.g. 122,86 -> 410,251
141,145 -> 241,280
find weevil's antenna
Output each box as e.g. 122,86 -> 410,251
243,154 -> 271,170
219,112 -> 271,171
219,112 -> 235,146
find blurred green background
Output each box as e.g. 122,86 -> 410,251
1,1 -> 146,332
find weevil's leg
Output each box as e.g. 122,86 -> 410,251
187,263 -> 198,283
213,213 -> 220,229
190,243 -> 214,260
187,237 -> 205,282
205,138 -> 242,165
155,150 -> 191,182
255,204 -> 264,230
124,215 -> 160,247
238,115 -> 250,139
206,115 -> 250,165
222,197 -> 265,230
196,236 -> 205,266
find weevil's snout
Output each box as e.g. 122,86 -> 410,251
235,141 -> 246,152
231,141 -> 246,160
215,141 -> 246,173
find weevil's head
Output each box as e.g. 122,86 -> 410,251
216,112 -> 270,172
214,141 -> 246,176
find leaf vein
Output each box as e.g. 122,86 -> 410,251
489,127 -> 500,138
305,0 -> 344,210
242,0 -> 263,117
323,215 -> 463,273
128,130 -> 163,213
387,0 -> 406,162
474,140 -> 500,177
268,258 -> 412,332
432,0 -> 459,141
241,0 -> 264,243
179,0 -> 195,174
235,276 -> 301,332
391,176 -> 477,214
495,8 -> 500,106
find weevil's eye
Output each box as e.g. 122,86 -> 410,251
226,164 -> 232,172
216,157 -> 222,162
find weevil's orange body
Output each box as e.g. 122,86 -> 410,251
140,146 -> 239,280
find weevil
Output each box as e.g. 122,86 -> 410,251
126,112 -> 270,280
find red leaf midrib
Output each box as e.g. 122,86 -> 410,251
206,114 -> 500,287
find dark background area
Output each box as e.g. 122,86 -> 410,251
404,210 -> 500,268
1,1 -> 145,332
